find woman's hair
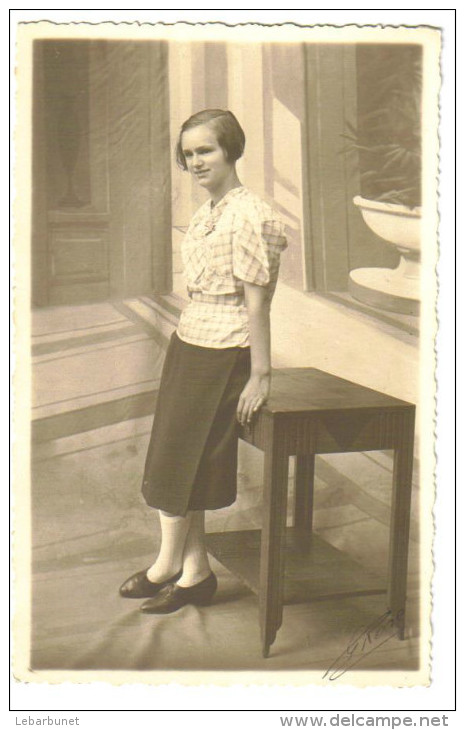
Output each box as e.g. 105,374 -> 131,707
175,109 -> 246,170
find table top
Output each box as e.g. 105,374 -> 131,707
264,368 -> 414,415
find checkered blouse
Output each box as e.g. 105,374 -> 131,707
177,186 -> 287,348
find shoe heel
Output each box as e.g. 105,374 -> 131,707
192,574 -> 217,606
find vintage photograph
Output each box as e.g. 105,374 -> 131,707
13,21 -> 440,685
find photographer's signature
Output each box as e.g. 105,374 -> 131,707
323,609 -> 404,681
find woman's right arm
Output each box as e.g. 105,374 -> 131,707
236,281 -> 271,426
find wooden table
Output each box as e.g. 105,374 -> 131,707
206,368 -> 415,658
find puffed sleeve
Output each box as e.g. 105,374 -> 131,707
232,212 -> 287,286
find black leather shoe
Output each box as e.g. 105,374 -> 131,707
119,568 -> 182,599
139,572 -> 217,614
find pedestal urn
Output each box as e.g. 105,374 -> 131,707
349,195 -> 422,316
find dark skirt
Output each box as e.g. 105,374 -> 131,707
141,331 -> 251,516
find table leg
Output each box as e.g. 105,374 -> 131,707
259,438 -> 289,658
294,454 -> 315,531
387,408 -> 415,638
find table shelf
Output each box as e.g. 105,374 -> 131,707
206,528 -> 386,605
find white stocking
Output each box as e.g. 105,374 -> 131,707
177,510 -> 212,587
147,510 -> 192,583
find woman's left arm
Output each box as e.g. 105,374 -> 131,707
236,282 -> 271,426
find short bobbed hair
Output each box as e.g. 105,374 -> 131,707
175,109 -> 246,170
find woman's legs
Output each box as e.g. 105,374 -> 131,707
146,509 -> 211,587
177,510 -> 212,587
136,509 -> 215,612
146,510 -> 192,583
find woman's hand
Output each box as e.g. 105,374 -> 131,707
237,372 -> 270,426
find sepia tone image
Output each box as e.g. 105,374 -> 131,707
14,22 -> 440,684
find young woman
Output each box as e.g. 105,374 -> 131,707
119,109 -> 287,614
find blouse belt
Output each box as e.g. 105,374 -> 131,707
189,290 -> 244,306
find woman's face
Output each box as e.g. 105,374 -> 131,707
181,123 -> 234,194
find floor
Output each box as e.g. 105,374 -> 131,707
28,297 -> 422,677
